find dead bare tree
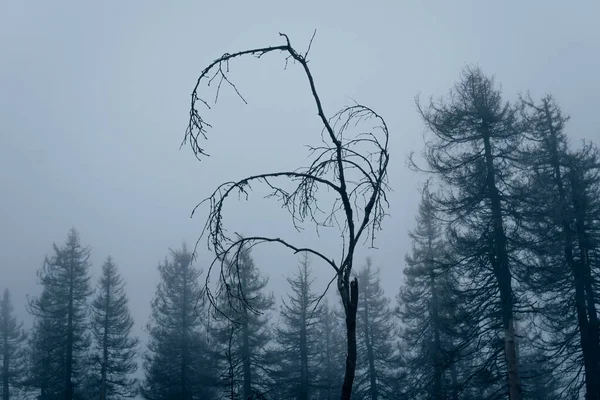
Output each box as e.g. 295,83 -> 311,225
183,32 -> 390,400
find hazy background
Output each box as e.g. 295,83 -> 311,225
1,0 -> 599,363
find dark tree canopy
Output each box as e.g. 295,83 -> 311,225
416,67 -> 526,399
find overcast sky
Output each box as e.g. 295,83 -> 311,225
1,0 -> 599,356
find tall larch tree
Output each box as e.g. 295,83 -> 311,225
0,289 -> 26,400
27,228 -> 92,400
90,257 -> 139,399
416,67 -> 525,399
516,95 -> 600,399
353,259 -> 395,400
562,144 -> 600,398
274,254 -> 322,400
141,244 -> 217,400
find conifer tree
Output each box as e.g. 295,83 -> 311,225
397,192 -> 468,399
517,95 -> 600,398
274,254 -> 321,400
416,67 -> 526,399
209,246 -> 275,399
141,244 -> 217,400
27,228 -> 92,400
0,289 -> 26,400
25,289 -> 61,399
90,257 -> 139,399
313,300 -> 345,400
353,259 -> 395,400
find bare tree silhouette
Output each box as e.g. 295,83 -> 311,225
183,32 -> 390,400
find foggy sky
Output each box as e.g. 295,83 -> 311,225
1,0 -> 599,357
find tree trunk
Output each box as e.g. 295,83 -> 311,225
503,319 -> 520,400
482,132 -> 521,399
340,278 -> 358,400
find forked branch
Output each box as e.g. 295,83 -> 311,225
183,33 -> 390,399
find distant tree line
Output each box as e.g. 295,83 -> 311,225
0,228 -> 398,400
2,66 -> 600,400
19,228 -> 138,400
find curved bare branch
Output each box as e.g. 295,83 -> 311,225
202,235 -> 338,318
183,33 -> 390,400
